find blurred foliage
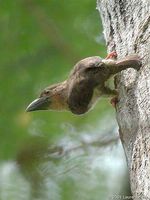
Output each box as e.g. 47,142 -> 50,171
0,0 -> 108,159
0,0 -> 130,199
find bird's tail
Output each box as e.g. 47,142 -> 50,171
114,55 -> 142,74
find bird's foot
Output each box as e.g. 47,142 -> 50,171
110,96 -> 118,108
106,51 -> 117,60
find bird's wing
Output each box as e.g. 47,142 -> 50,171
67,75 -> 94,115
69,56 -> 102,76
67,56 -> 104,115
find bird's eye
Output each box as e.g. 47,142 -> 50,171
45,90 -> 50,95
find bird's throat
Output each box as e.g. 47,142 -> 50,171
51,81 -> 69,111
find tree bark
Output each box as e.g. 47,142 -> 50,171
97,0 -> 150,199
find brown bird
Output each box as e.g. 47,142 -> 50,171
26,52 -> 141,115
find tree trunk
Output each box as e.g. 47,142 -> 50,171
97,0 -> 150,199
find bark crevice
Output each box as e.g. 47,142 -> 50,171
97,0 -> 150,199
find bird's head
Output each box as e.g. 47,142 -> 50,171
26,81 -> 68,112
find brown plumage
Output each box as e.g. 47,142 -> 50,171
26,53 -> 141,115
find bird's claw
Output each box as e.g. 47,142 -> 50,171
110,96 -> 118,108
106,51 -> 117,60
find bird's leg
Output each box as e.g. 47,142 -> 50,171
104,52 -> 120,107
105,51 -> 117,60
102,86 -> 118,107
110,76 -> 119,108
110,96 -> 118,107
102,86 -> 118,97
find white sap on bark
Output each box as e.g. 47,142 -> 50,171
97,0 -> 150,199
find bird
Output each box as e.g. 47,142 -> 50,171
26,52 -> 141,115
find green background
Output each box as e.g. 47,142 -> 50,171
0,1 -> 129,199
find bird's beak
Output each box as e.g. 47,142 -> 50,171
26,96 -> 50,112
